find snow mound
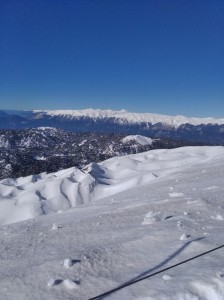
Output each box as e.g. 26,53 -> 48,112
0,145 -> 224,299
0,146 -> 224,225
122,135 -> 154,145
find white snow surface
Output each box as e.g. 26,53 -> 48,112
0,146 -> 224,299
122,135 -> 154,145
33,108 -> 224,127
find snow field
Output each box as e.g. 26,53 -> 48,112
1,146 -> 223,226
0,146 -> 224,299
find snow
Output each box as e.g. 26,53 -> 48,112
0,146 -> 224,299
35,156 -> 47,161
1,146 -> 223,226
0,136 -> 10,148
37,127 -> 57,131
63,279 -> 79,290
33,108 -> 224,127
63,258 -> 73,268
122,135 -> 154,145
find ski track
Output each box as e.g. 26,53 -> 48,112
0,146 -> 223,299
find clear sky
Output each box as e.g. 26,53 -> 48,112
0,0 -> 223,117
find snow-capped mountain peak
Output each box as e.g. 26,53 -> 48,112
33,108 -> 224,127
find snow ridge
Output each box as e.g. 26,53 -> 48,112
0,146 -> 224,225
1,146 -> 224,299
33,108 -> 224,127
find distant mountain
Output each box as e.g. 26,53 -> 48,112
0,128 -> 200,179
0,109 -> 224,144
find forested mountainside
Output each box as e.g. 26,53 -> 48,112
0,127 -> 201,179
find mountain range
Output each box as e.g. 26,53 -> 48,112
1,109 -> 224,144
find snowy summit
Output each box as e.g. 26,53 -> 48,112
34,108 -> 224,127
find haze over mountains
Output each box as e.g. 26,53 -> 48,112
1,109 -> 224,144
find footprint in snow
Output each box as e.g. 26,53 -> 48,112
63,258 -> 80,268
47,279 -> 63,287
63,279 -> 80,290
47,279 -> 80,289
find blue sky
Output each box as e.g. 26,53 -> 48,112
0,0 -> 223,117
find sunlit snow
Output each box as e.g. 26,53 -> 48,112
122,135 -> 154,145
0,146 -> 224,299
33,108 -> 224,127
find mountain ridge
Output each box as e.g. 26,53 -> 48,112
1,109 -> 224,144
33,108 -> 224,127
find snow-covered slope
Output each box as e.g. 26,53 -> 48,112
0,146 -> 224,299
35,108 -> 224,127
0,146 -> 223,226
122,135 -> 154,145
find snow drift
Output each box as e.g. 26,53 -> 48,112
0,146 -> 224,226
0,145 -> 224,299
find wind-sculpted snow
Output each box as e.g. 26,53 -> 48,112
0,146 -> 224,299
0,146 -> 223,226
